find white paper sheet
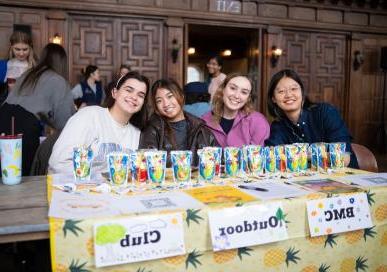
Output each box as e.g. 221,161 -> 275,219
337,172 -> 387,187
235,181 -> 310,200
49,190 -> 204,219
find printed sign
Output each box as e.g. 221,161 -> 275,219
93,213 -> 185,267
306,193 -> 373,237
208,202 -> 288,251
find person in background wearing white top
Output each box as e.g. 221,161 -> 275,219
0,31 -> 37,92
71,65 -> 105,109
207,55 -> 226,100
49,71 -> 150,174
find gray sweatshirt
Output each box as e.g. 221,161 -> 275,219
6,70 -> 75,130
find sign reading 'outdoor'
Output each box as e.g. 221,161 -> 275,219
306,192 -> 373,237
208,202 -> 288,251
93,213 -> 185,267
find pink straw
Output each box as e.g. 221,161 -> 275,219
11,116 -> 14,136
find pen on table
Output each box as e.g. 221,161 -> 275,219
238,185 -> 268,192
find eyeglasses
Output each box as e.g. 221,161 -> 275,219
274,86 -> 301,96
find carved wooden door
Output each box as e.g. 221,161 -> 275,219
280,30 -> 348,114
68,14 -> 163,87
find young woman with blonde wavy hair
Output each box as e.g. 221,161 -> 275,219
201,73 -> 270,147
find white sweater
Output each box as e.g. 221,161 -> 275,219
49,106 -> 140,174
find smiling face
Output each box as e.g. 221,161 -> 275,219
271,76 -> 303,117
222,76 -> 251,117
155,88 -> 185,122
12,42 -> 30,61
207,58 -> 222,76
111,78 -> 147,120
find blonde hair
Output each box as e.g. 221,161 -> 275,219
8,31 -> 37,68
211,73 -> 255,123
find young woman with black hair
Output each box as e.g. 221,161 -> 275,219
139,78 -> 217,165
265,69 -> 358,168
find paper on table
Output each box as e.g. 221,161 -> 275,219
293,179 -> 362,194
337,172 -> 387,187
235,181 -> 310,200
49,190 -> 123,219
184,185 -> 257,205
119,191 -> 204,213
49,190 -> 204,219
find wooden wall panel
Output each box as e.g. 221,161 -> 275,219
69,15 -> 163,86
279,31 -> 347,112
348,35 -> 387,150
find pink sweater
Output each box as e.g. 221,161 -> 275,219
201,111 -> 270,148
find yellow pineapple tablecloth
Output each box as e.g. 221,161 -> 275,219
48,170 -> 387,272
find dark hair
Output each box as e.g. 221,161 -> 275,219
150,78 -> 185,149
82,65 -> 98,79
18,43 -> 67,94
267,69 -> 313,119
208,55 -> 223,67
119,64 -> 131,71
185,93 -> 210,105
103,71 -> 150,129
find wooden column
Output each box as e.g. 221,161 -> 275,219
165,17 -> 184,86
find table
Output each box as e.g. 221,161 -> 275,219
48,170 -> 387,272
0,176 -> 48,244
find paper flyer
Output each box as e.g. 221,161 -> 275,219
235,181 -> 310,200
293,179 -> 362,194
184,185 -> 257,205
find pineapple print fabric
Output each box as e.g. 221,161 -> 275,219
48,170 -> 387,271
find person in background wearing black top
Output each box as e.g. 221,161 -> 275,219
0,83 -> 40,176
71,65 -> 104,108
265,69 -> 359,168
183,81 -> 211,117
139,78 -> 218,165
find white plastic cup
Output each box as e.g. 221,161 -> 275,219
0,134 -> 22,185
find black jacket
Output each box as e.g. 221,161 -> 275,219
0,103 -> 40,176
139,112 -> 218,165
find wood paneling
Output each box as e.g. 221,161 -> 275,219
69,15 -> 163,86
280,31 -> 347,112
348,35 -> 387,150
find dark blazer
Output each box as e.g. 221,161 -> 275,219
139,111 -> 219,165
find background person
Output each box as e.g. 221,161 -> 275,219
105,64 -> 131,103
207,55 -> 226,100
183,81 -> 211,117
0,31 -> 37,92
72,65 -> 104,108
6,43 -> 75,132
202,73 -> 270,148
265,69 -> 358,168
